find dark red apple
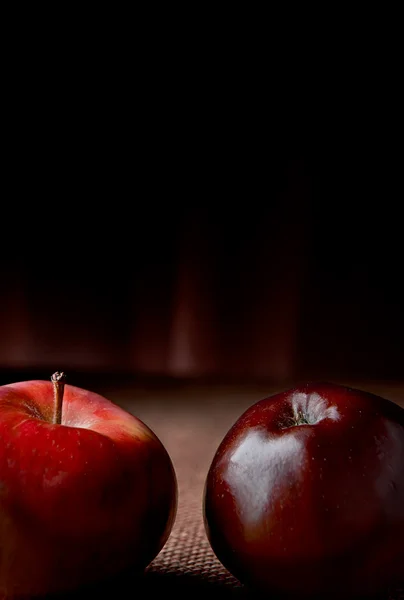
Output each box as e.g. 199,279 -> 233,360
203,383 -> 404,598
0,373 -> 177,598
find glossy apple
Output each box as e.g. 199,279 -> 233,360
203,383 -> 404,598
0,373 -> 177,598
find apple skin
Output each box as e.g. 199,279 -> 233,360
0,380 -> 177,598
203,383 -> 404,598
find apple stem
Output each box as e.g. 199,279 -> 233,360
295,411 -> 310,426
51,371 -> 66,425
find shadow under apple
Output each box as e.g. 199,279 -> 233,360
41,567 -> 402,600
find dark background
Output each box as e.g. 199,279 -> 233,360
1,149 -> 402,388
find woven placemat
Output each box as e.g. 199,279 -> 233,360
142,399 -> 246,597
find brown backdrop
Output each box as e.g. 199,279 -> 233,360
1,156 -> 403,383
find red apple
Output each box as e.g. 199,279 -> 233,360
0,373 -> 177,598
203,383 -> 404,598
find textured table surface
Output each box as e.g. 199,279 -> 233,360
50,380 -> 404,599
